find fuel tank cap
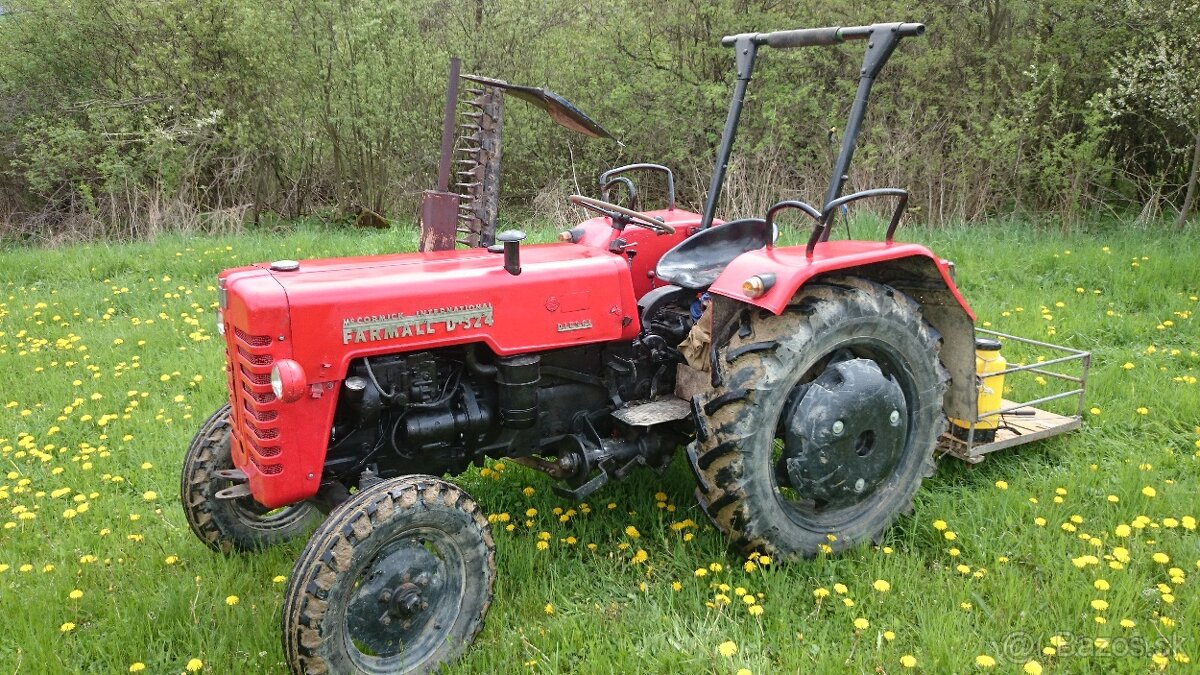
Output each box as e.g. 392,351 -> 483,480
270,260 -> 300,272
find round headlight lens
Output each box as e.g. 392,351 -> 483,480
269,360 -> 306,403
270,366 -> 284,398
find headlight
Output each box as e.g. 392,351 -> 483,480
270,360 -> 306,403
742,273 -> 777,298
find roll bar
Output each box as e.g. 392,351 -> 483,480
699,22 -> 925,231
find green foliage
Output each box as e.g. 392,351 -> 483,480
0,0 -> 1197,238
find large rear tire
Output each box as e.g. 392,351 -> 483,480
282,475 -> 495,675
690,276 -> 948,559
180,404 -> 322,553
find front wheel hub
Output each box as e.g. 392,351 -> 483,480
780,358 -> 908,509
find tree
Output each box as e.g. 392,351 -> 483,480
1098,0 -> 1200,228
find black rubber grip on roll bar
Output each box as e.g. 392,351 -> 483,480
763,27 -> 842,48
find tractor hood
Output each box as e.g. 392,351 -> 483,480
220,243 -> 640,382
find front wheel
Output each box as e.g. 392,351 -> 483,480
690,276 -> 948,559
180,404 -> 322,553
282,475 -> 495,675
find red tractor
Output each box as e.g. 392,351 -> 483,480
182,22 -> 1089,674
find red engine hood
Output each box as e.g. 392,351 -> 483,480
231,242 -> 640,380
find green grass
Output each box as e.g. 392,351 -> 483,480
0,218 -> 1197,674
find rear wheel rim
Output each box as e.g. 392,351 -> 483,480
769,338 -> 920,529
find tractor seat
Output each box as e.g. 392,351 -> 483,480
654,218 -> 771,290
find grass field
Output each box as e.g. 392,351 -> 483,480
0,217 -> 1197,674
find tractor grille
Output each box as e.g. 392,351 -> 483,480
231,327 -> 283,475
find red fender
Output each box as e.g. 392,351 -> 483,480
708,240 -> 974,320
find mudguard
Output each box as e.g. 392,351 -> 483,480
708,240 -> 978,424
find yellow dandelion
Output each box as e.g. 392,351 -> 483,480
873,579 -> 891,592
717,641 -> 738,657
544,603 -> 554,615
900,654 -> 917,668
975,654 -> 996,668
853,617 -> 869,630
60,622 -> 76,633
1023,660 -> 1042,675
129,664 -> 145,673
225,595 -> 239,606
624,525 -> 640,539
186,659 -> 203,672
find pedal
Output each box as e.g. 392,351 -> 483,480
611,396 -> 692,427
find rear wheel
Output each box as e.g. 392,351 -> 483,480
690,276 -> 948,559
282,475 -> 495,675
180,404 -> 321,553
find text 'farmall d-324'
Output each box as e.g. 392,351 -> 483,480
181,21 -> 1091,675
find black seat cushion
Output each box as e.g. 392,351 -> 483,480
655,218 -> 770,290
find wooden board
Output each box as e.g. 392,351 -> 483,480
937,400 -> 1081,463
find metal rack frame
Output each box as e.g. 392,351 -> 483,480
937,328 -> 1092,464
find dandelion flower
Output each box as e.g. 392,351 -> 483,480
186,659 -> 203,672
1023,661 -> 1042,675
853,618 -> 869,630
873,579 -> 891,592
900,654 -> 917,668
544,603 -> 554,615
69,589 -> 83,600
225,595 -> 239,606
1153,552 -> 1170,564
833,583 -> 848,595
142,491 -> 157,501
60,622 -> 76,633
883,630 -> 896,641
995,480 -> 1008,490
273,575 -> 286,584
975,654 -> 996,668
129,664 -> 145,672
624,525 -> 640,539
813,587 -> 829,599
717,641 -> 738,657
748,605 -> 763,616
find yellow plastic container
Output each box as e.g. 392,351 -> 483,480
951,337 -> 1006,440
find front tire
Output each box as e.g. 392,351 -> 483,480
691,276 -> 948,559
282,475 -> 495,675
180,404 -> 322,553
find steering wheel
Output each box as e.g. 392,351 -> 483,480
569,195 -> 676,235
